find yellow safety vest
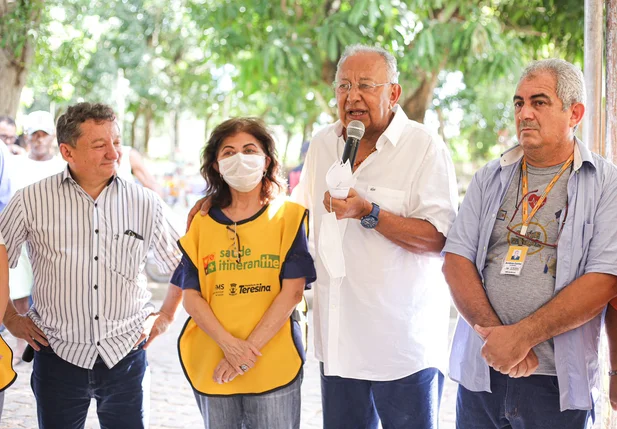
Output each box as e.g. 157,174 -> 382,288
178,199 -> 308,396
0,336 -> 17,392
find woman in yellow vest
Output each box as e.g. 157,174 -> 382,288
0,230 -> 18,421
174,118 -> 316,429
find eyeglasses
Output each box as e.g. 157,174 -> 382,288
505,190 -> 569,249
226,224 -> 241,264
332,81 -> 394,94
0,134 -> 17,145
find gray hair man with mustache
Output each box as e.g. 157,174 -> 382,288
442,58 -> 617,428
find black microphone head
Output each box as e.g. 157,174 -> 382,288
347,120 -> 365,140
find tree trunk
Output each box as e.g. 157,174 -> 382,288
130,108 -> 141,148
401,71 -> 441,124
281,128 -> 293,166
0,43 -> 35,117
144,108 -> 152,153
173,110 -> 180,150
303,114 -> 316,142
0,1 -> 41,117
436,107 -> 446,142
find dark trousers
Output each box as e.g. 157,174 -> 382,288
456,369 -> 593,429
320,363 -> 444,429
31,344 -> 149,429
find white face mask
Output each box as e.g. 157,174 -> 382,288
218,153 -> 266,192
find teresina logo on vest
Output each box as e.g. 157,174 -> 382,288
228,283 -> 272,296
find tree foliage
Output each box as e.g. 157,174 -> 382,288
2,0 -> 585,163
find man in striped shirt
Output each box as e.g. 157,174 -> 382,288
0,103 -> 182,429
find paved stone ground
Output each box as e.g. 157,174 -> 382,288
3,292 -> 614,429
0,287 -> 458,429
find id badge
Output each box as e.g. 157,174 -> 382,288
500,245 -> 529,276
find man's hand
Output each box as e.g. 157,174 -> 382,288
219,337 -> 262,376
323,189 -> 370,220
475,324 -> 533,374
213,358 -> 240,384
136,311 -> 174,349
187,196 -> 211,231
507,349 -> 539,378
4,313 -> 48,351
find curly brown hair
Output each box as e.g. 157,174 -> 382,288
201,118 -> 285,208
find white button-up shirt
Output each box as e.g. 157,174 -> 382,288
0,168 -> 181,369
293,106 -> 458,380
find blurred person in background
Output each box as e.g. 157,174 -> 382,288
117,144 -> 162,195
287,140 -> 309,194
0,116 -> 25,155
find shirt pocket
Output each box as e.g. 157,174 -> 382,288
366,185 -> 406,216
112,232 -> 145,279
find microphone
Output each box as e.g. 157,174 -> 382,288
341,120 -> 365,168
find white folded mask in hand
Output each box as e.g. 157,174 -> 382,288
325,160 -> 355,199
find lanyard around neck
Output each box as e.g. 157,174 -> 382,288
520,154 -> 574,236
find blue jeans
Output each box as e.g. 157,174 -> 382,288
320,364 -> 444,429
31,344 -> 150,429
456,369 -> 593,429
194,369 -> 303,429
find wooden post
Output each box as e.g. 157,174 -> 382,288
602,1 -> 617,427
607,0 -> 617,165
583,0 -> 604,154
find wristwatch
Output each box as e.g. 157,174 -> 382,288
360,202 -> 380,229
609,369 -> 617,376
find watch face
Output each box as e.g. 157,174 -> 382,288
361,216 -> 378,229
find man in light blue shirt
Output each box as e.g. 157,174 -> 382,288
443,59 -> 617,428
0,125 -> 13,212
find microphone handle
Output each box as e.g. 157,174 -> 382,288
348,139 -> 360,167
341,138 -> 354,164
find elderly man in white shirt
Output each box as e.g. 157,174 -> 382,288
292,44 -> 458,429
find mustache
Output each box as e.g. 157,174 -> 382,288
519,121 -> 539,131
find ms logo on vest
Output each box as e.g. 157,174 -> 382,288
214,283 -> 225,297
229,283 -> 238,296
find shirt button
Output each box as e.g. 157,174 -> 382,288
95,229 -> 99,234
95,315 -> 99,320
94,285 -> 98,290
95,203 -> 98,208
94,256 -> 98,261
97,341 -> 100,346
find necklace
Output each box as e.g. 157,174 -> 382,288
353,147 -> 377,169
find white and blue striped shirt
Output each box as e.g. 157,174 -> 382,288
0,168 -> 181,369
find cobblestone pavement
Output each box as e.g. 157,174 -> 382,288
0,292 -> 454,429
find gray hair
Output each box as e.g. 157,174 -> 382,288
336,44 -> 399,84
519,59 -> 585,111
56,102 -> 116,147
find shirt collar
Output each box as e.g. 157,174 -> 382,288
59,165 -> 126,189
499,137 -> 595,172
332,104 -> 408,148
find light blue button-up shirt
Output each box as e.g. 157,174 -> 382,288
444,139 -> 617,411
0,142 -> 12,212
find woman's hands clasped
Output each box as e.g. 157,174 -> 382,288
215,337 -> 262,383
